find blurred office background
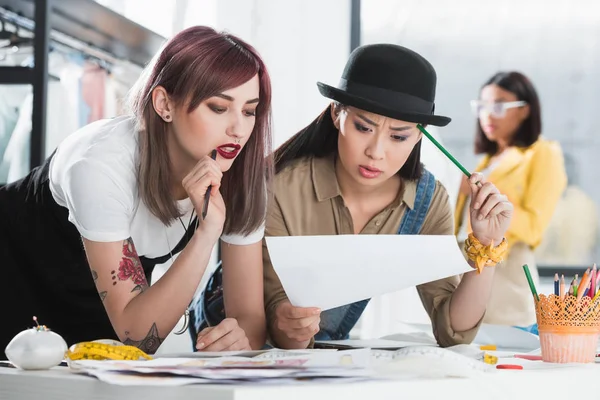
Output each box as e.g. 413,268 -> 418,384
0,0 -> 597,351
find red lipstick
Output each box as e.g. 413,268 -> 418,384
216,143 -> 241,159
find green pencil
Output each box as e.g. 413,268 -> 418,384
522,264 -> 540,302
417,124 -> 472,179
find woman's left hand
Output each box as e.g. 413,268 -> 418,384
196,318 -> 251,352
467,172 -> 513,246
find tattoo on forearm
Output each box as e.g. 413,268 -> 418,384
91,269 -> 107,301
114,238 -> 149,293
123,323 -> 164,354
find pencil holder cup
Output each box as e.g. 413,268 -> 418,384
535,294 -> 600,363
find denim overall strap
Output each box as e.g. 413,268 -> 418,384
397,169 -> 436,235
315,169 -> 437,341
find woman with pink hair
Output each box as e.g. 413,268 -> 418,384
0,26 -> 273,354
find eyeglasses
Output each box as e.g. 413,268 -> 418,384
470,100 -> 527,118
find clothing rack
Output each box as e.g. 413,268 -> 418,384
0,0 -> 165,173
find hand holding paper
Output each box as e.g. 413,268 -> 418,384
274,300 -> 321,343
265,234 -> 473,311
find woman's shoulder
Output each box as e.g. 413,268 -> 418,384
52,116 -> 138,178
524,137 -> 564,157
50,116 -> 139,207
273,156 -> 315,191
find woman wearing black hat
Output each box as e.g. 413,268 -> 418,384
262,44 -> 514,349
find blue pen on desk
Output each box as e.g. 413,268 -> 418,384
554,273 -> 559,296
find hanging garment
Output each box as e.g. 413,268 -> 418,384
0,85 -> 31,183
81,61 -> 107,123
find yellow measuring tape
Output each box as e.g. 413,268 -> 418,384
66,340 -> 153,361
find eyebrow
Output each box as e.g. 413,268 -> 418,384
216,93 -> 260,104
357,113 -> 413,132
481,97 -> 511,102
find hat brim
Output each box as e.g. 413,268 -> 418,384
317,82 -> 451,127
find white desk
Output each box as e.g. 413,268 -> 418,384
1,363 -> 599,400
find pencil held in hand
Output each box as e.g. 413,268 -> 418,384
417,124 -> 482,186
202,149 -> 218,220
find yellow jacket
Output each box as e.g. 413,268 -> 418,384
454,138 -> 567,251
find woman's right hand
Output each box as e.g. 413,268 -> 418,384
182,154 -> 226,241
459,175 -> 471,196
275,300 -> 321,344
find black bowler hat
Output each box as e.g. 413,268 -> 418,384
317,44 -> 451,127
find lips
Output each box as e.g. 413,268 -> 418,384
358,165 -> 382,179
216,143 -> 241,160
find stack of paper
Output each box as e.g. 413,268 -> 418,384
69,349 -> 377,386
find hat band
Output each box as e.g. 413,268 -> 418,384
338,78 -> 434,114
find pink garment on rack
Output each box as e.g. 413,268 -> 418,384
81,61 -> 107,123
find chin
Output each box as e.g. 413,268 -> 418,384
483,132 -> 497,141
217,158 -> 235,172
354,174 -> 384,186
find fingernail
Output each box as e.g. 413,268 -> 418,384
197,342 -> 205,349
477,214 -> 484,221
313,309 -> 321,315
473,202 -> 480,209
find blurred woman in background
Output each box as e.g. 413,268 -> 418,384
455,71 -> 567,327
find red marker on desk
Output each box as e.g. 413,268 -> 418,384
497,364 -> 523,370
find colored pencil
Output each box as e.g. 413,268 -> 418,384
522,264 -> 539,302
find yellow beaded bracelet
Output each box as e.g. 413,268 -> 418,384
464,233 -> 508,274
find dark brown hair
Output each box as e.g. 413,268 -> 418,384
475,71 -> 542,155
129,26 -> 273,235
275,104 -> 423,180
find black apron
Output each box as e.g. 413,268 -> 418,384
0,154 -> 197,351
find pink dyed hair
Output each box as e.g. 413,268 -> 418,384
130,26 -> 273,235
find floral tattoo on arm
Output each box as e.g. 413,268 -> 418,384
113,238 -> 149,293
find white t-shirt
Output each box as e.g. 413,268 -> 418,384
49,116 -> 264,259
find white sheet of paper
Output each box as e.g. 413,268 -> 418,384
315,339 -> 435,350
265,234 -> 472,310
472,324 -> 540,351
384,322 -> 542,352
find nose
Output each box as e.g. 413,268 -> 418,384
365,135 -> 385,160
226,113 -> 244,142
479,111 -> 494,125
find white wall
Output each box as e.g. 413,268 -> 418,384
182,0 -> 351,148
96,0 -> 351,145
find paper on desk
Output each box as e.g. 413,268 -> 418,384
71,350 -> 375,386
265,234 -> 472,310
315,338 -> 436,350
83,370 -> 374,386
472,324 -> 540,352
371,346 -> 493,378
155,350 -> 269,359
155,348 -> 336,360
383,322 -> 541,353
